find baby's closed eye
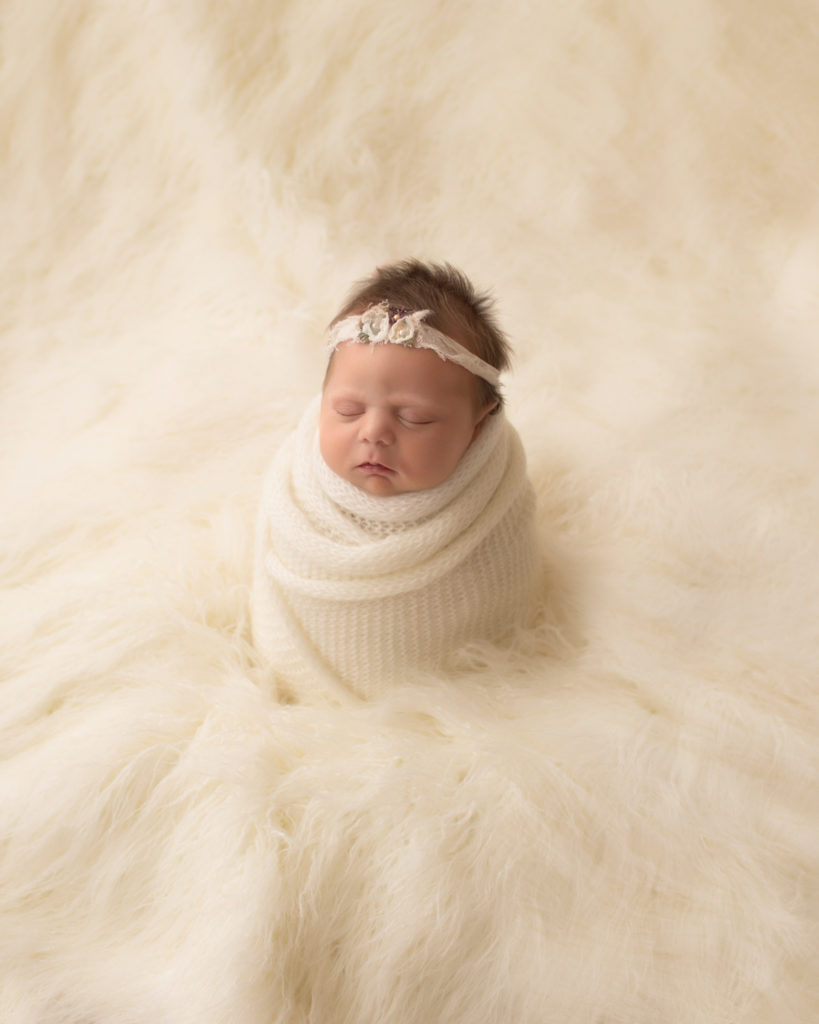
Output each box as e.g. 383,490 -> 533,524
398,409 -> 436,425
334,402 -> 364,417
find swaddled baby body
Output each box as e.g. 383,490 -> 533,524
252,260 -> 539,702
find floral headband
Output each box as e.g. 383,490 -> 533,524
327,303 -> 501,387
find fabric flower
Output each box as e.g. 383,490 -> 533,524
359,305 -> 390,342
389,316 -> 417,345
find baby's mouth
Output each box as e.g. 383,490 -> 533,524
358,461 -> 394,474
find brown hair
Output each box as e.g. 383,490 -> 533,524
330,259 -> 511,411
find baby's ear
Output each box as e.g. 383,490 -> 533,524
472,399 -> 498,439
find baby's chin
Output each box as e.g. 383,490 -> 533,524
349,471 -> 411,496
344,463 -> 434,496
345,463 -> 459,495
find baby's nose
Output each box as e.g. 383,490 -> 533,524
359,408 -> 395,445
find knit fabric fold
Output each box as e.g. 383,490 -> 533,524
252,396 -> 539,701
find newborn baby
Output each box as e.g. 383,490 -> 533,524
252,259 -> 539,702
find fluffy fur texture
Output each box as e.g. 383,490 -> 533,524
252,397 -> 538,702
1,1 -> 818,1022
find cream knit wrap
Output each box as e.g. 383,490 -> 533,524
251,396 -> 539,702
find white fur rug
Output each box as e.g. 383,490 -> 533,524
2,2 -> 818,1021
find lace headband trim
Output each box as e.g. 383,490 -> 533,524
327,303 -> 501,387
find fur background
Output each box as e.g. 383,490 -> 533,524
1,1 -> 818,1021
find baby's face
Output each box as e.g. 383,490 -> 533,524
320,342 -> 493,496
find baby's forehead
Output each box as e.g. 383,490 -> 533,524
325,340 -> 478,399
